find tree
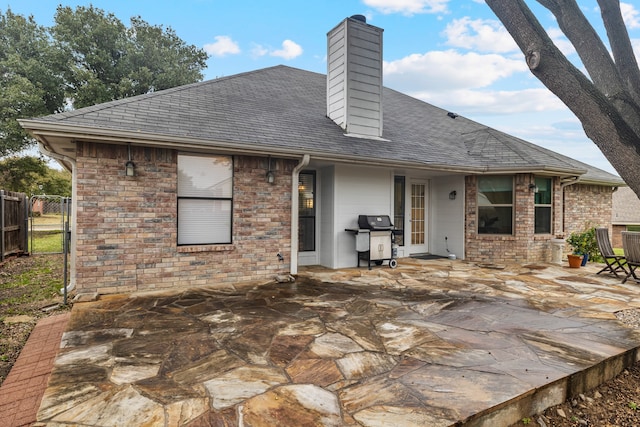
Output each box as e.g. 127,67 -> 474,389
0,156 -> 71,196
0,6 -> 208,155
486,0 -> 640,197
0,9 -> 65,156
51,5 -> 209,108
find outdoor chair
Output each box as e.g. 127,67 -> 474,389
595,227 -> 627,278
621,231 -> 640,284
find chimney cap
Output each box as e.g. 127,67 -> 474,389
350,14 -> 366,23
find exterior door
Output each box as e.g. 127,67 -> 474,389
410,181 -> 428,254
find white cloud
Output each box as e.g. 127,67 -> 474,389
409,87 -> 566,115
442,17 -> 518,53
251,44 -> 269,58
271,40 -> 303,60
383,50 -> 528,92
251,40 -> 303,60
622,2 -> 640,29
363,0 -> 450,15
203,36 -> 240,57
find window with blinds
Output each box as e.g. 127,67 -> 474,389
177,154 -> 233,245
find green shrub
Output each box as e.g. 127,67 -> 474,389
567,226 -> 602,262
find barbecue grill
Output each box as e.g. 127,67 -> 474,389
345,215 -> 398,269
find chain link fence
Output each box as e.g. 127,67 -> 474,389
29,195 -> 71,254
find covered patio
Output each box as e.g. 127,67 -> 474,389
35,259 -> 640,426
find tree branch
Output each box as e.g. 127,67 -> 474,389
598,0 -> 640,102
535,0 -> 623,97
486,0 -> 640,194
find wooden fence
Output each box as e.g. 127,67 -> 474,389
1,190 -> 28,261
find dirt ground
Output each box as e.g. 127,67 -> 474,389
0,254 -> 71,385
1,255 -> 639,425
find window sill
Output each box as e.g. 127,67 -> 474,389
177,244 -> 234,253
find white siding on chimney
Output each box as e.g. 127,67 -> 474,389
327,17 -> 383,138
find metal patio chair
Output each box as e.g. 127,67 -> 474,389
595,227 -> 627,278
621,231 -> 640,284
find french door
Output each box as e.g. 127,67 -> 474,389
410,181 -> 428,254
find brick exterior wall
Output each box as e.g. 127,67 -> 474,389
74,142 -> 294,295
612,224 -> 626,249
463,175 -> 609,263
563,183 -> 614,258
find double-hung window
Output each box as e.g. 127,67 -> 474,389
478,176 -> 513,234
177,154 -> 233,245
534,177 -> 552,234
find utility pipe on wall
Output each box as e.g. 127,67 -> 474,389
558,176 -> 581,236
290,154 -> 310,275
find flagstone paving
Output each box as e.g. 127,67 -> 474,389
34,259 -> 640,426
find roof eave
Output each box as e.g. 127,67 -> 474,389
19,119 -> 602,178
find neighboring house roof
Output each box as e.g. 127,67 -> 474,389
612,186 -> 640,225
20,65 -> 623,185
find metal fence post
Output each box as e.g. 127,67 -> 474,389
1,190 -> 5,262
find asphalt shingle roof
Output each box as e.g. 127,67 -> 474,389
28,65 -> 622,184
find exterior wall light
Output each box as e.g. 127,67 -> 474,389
266,170 -> 275,184
125,145 -> 135,176
266,156 -> 275,184
125,160 -> 136,177
449,190 -> 457,200
529,183 -> 539,193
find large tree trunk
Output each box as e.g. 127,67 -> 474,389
486,0 -> 640,196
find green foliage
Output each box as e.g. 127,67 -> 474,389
629,401 -> 637,410
0,9 -> 65,156
521,417 -> 531,424
0,156 -> 71,196
29,230 -> 65,253
567,225 -> 601,262
0,255 -> 64,314
0,5 -> 208,154
51,5 -> 208,108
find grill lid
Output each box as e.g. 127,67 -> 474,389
358,215 -> 394,230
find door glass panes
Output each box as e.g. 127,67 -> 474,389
298,172 -> 315,251
411,183 -> 425,245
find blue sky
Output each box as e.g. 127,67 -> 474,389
9,0 -> 640,175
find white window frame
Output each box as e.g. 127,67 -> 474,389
534,177 -> 553,234
177,154 -> 233,245
477,175 -> 514,235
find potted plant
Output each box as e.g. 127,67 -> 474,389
566,226 -> 598,267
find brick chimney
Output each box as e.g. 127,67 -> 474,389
327,15 -> 384,139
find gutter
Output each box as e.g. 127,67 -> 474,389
19,120 -> 592,177
290,154 -> 310,275
557,176 -> 581,237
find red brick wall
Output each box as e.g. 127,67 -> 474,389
465,174 -> 587,263
74,142 -> 294,294
612,225 -> 626,249
563,184 -> 613,236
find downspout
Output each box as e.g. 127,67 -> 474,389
558,176 -> 581,236
290,154 -> 310,275
38,143 -> 77,295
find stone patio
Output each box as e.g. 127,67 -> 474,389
34,258 -> 640,426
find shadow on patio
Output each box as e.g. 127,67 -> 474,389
35,258 -> 640,426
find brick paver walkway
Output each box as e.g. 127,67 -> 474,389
0,313 -> 70,427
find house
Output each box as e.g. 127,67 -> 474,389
612,186 -> 640,248
19,15 -> 624,296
